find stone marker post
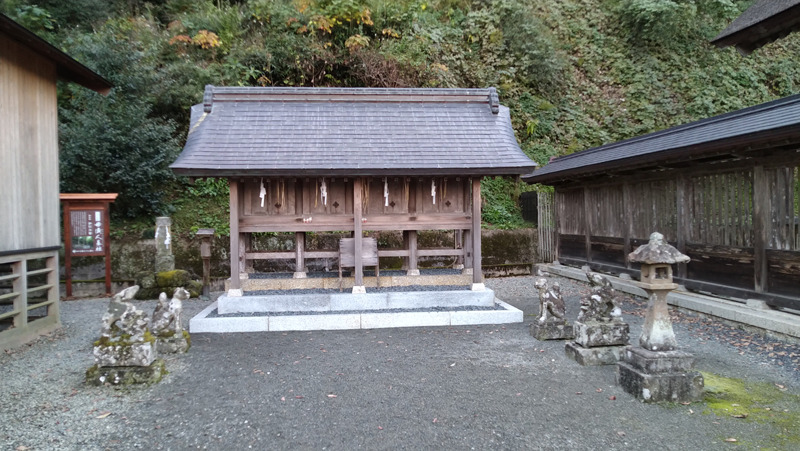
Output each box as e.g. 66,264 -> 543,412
196,228 -> 215,298
155,216 -> 175,273
617,232 -> 704,402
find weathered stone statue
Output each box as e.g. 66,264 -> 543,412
578,272 -> 622,322
86,286 -> 165,386
530,277 -> 573,341
565,272 -> 630,365
151,287 -> 191,353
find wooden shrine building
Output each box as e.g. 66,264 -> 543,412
0,14 -> 111,349
524,96 -> 800,310
171,86 -> 536,296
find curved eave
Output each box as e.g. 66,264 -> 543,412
171,166 -> 537,178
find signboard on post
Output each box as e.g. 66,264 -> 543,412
60,193 -> 117,297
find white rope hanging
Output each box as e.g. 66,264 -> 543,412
320,177 -> 328,206
431,179 -> 436,205
384,178 -> 389,207
259,178 -> 267,208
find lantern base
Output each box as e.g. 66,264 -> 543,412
617,346 -> 704,403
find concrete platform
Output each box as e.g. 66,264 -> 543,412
218,289 -> 495,314
539,263 -> 800,342
190,298 -> 523,333
232,272 -> 473,292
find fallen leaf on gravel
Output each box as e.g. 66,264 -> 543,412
378,426 -> 383,430
450,363 -> 456,367
617,431 -> 625,437
596,388 -> 603,393
576,392 -> 583,395
731,414 -> 748,419
681,402 -> 691,405
724,438 -> 738,443
775,384 -> 786,391
16,446 -> 30,451
689,409 -> 694,414
433,418 -> 437,423
327,394 -> 337,398
608,396 -> 616,400
295,396 -> 304,399
96,411 -> 112,419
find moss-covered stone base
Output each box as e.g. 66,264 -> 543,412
86,359 -> 166,386
158,330 -> 191,353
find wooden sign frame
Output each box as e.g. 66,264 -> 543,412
60,193 -> 117,297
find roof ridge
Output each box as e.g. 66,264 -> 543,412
551,93 -> 800,164
202,85 -> 500,113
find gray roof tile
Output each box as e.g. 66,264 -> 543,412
170,86 -> 536,177
712,0 -> 800,54
524,93 -> 800,184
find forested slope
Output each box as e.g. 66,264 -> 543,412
3,0 -> 799,229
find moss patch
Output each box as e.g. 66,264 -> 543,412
702,372 -> 800,448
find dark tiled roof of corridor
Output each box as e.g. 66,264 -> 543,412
712,0 -> 800,54
523,93 -> 800,184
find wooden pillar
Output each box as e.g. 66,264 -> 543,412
12,258 -> 27,329
583,186 -> 592,265
455,229 -> 464,268
62,200 -> 73,298
753,165 -> 769,293
46,254 -> 59,320
471,178 -> 483,286
229,178 -> 241,294
353,177 -> 364,290
675,174 -> 689,280
463,229 -> 473,270
622,183 -> 632,270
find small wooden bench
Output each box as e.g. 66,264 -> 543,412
339,237 -> 379,291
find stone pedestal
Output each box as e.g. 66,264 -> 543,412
157,330 -> 191,354
617,346 -> 704,403
93,341 -> 156,367
530,319 -> 573,341
565,320 -> 629,366
86,359 -> 166,386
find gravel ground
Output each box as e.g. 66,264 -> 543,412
1,274 -> 799,450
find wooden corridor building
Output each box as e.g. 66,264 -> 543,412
524,95 -> 800,310
171,86 -> 536,295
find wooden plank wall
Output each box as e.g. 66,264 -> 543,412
554,162 -> 800,308
537,191 -> 556,262
0,34 -> 60,253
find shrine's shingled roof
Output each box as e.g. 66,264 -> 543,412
170,86 -> 536,177
523,93 -> 800,185
711,0 -> 800,54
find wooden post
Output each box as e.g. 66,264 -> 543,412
676,174 -> 689,280
103,206 -> 112,295
229,179 -> 241,294
464,229 -> 473,270
455,229 -> 464,268
583,186 -> 592,265
753,165 -> 769,293
353,177 -> 364,290
471,178 -> 482,286
46,254 -> 59,319
62,199 -> 73,298
622,183 -> 632,270
12,258 -> 26,329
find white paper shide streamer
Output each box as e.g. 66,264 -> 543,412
259,178 -> 267,208
384,178 -> 389,207
320,178 -> 328,206
431,179 -> 436,205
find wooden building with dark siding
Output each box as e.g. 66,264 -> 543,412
172,86 -> 536,296
524,96 -> 800,310
0,14 -> 111,349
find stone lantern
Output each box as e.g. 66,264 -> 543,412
617,232 -> 704,402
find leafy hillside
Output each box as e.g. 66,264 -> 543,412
4,0 -> 800,229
